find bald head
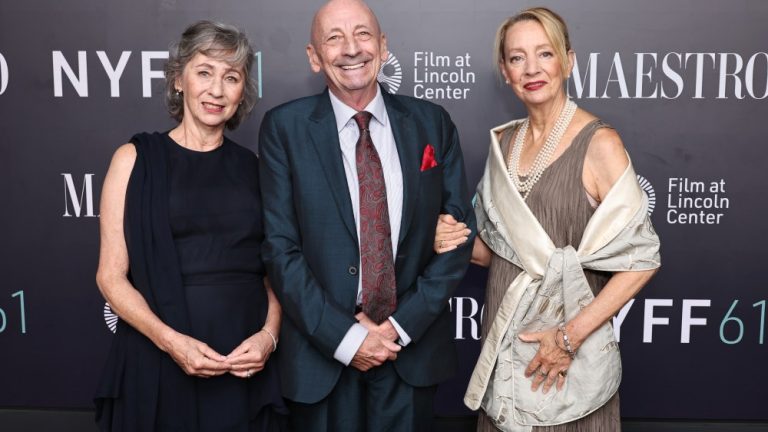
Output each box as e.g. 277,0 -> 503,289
305,0 -> 388,110
310,0 -> 382,49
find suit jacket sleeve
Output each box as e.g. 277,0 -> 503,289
391,106 -> 476,343
258,109 -> 357,359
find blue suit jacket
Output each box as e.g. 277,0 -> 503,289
258,88 -> 475,403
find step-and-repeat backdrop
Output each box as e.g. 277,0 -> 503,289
1,0 -> 766,420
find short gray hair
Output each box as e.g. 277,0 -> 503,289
164,20 -> 257,130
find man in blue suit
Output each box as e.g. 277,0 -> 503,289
259,0 -> 475,430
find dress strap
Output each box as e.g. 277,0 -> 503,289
498,123 -> 519,157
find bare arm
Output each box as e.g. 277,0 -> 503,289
470,237 -> 493,267
262,277 -> 281,337
566,270 -> 656,352
583,127 -> 629,203
567,126 -> 657,349
96,143 -> 230,377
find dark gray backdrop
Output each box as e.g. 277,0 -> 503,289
1,0 -> 766,420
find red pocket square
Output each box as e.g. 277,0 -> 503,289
420,144 -> 438,171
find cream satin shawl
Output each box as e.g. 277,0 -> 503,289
464,120 -> 661,431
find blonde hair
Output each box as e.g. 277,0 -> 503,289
493,7 -> 571,77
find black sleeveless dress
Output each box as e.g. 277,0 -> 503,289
95,132 -> 287,432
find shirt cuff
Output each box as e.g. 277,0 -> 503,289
333,323 -> 368,365
388,316 -> 412,346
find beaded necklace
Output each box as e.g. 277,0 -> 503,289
507,99 -> 577,199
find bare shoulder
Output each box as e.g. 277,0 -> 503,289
112,143 -> 137,167
583,124 -> 629,200
587,126 -> 628,174
102,143 -> 137,198
104,143 -> 137,181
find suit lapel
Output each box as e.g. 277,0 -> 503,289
308,91 -> 358,241
384,93 -> 420,246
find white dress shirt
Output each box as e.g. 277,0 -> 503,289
328,87 -> 412,366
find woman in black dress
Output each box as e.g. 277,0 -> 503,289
95,21 -> 287,431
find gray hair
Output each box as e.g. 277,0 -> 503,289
164,20 -> 257,130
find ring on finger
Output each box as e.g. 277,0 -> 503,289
539,370 -> 549,377
558,370 -> 567,377
439,240 -> 445,249
246,370 -> 252,378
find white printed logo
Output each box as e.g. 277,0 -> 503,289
103,302 -> 118,333
0,53 -> 8,95
378,53 -> 402,94
637,175 -> 656,215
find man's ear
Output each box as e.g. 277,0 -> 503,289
380,33 -> 389,62
307,44 -> 322,73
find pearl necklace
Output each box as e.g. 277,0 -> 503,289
507,99 -> 577,199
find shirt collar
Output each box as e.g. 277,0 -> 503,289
328,86 -> 388,133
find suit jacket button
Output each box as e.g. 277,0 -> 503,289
348,266 -> 358,275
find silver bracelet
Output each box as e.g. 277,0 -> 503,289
558,323 -> 576,359
261,328 -> 278,352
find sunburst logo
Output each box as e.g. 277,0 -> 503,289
103,302 -> 118,333
637,175 -> 656,215
378,53 -> 402,94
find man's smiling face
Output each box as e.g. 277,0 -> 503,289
307,0 -> 388,109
